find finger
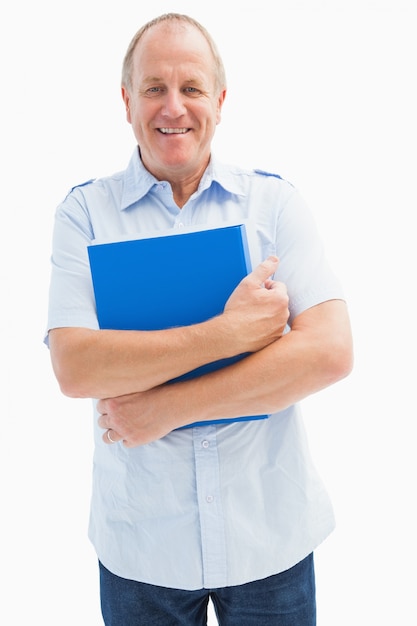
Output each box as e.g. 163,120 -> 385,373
248,256 -> 279,286
104,429 -> 120,445
96,398 -> 107,414
264,278 -> 287,293
263,278 -> 279,291
97,412 -> 108,429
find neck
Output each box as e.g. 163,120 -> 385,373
167,163 -> 208,208
141,151 -> 210,208
169,159 -> 210,207
170,180 -> 198,208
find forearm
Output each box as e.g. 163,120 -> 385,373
159,300 -> 354,425
49,316 -> 245,399
50,256 -> 289,400
97,301 -> 353,447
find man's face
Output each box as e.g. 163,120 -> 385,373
122,23 -> 226,183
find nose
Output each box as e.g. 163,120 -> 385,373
161,90 -> 186,118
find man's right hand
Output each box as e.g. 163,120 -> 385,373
223,256 -> 289,353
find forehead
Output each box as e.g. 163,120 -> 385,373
132,22 -> 216,84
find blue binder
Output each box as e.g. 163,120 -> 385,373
88,224 -> 269,427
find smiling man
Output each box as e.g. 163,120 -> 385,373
121,20 -> 226,205
45,13 -> 353,626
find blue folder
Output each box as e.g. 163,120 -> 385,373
88,223 -> 269,427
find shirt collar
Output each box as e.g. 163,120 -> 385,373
121,148 -> 157,210
198,155 -> 247,197
120,147 -> 246,211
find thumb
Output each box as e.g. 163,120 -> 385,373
249,256 -> 279,286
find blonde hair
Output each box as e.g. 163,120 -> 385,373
121,13 -> 227,93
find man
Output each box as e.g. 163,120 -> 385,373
46,13 -> 353,626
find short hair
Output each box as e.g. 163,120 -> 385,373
121,13 -> 227,93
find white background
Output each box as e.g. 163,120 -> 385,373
1,0 -> 416,623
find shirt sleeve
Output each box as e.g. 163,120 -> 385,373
44,186 -> 99,346
271,181 -> 345,322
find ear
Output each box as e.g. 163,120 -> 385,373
216,89 -> 227,125
121,86 -> 132,124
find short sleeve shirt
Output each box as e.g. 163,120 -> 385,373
46,148 -> 344,590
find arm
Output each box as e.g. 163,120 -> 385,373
49,256 -> 289,399
97,299 -> 353,446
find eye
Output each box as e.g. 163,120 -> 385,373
183,86 -> 200,95
145,86 -> 164,96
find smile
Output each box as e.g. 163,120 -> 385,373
158,128 -> 190,134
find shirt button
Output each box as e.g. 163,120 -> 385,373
206,495 -> 214,503
177,222 -> 185,228
202,440 -> 210,449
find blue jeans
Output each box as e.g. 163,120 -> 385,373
99,553 -> 316,625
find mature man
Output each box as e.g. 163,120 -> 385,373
46,13 -> 353,626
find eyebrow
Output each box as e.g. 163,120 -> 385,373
141,76 -> 164,84
141,76 -> 204,86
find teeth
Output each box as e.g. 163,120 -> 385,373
159,128 -> 188,134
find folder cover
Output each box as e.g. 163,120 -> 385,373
88,223 -> 269,427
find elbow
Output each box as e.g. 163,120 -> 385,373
318,303 -> 354,386
324,334 -> 354,386
59,380 -> 90,400
49,328 -> 95,399
52,361 -> 91,399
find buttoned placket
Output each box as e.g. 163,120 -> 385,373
192,426 -> 228,588
152,181 -> 228,586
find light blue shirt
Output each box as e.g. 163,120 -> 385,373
46,148 -> 344,590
